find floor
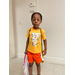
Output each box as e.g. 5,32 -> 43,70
9,58 -> 65,75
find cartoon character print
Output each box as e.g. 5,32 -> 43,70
31,33 -> 40,46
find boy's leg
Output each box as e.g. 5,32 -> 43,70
29,62 -> 34,75
36,63 -> 41,75
27,51 -> 34,75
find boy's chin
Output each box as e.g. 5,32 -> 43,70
33,26 -> 39,29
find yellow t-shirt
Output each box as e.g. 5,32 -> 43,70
26,27 -> 46,53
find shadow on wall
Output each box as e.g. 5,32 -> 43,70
9,42 -> 15,59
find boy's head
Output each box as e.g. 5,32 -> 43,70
31,12 -> 42,29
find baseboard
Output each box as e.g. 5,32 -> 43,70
44,56 -> 65,65
16,53 -> 24,58
16,53 -> 65,65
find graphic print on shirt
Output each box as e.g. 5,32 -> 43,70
31,33 -> 40,46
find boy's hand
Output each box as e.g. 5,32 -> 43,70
24,50 -> 27,54
42,49 -> 47,55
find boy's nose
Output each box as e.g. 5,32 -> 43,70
35,20 -> 37,23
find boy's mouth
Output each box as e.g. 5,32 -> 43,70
34,24 -> 38,26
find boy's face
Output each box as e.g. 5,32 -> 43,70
31,14 -> 42,29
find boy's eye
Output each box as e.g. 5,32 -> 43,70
33,19 -> 35,21
33,19 -> 40,21
37,19 -> 39,21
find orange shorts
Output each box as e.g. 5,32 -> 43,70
27,51 -> 42,64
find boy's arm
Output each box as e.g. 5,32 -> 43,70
24,38 -> 29,54
43,39 -> 47,55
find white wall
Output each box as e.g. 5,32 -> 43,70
12,0 -> 65,64
9,0 -> 15,59
12,0 -> 37,58
39,0 -> 65,64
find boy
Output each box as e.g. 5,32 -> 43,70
24,12 -> 47,75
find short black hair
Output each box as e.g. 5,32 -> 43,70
31,12 -> 42,20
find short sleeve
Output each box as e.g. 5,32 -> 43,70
26,29 -> 29,38
41,29 -> 46,40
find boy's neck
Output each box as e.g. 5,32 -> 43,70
33,26 -> 40,29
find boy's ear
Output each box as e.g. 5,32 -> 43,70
40,20 -> 42,23
31,19 -> 33,25
31,19 -> 33,22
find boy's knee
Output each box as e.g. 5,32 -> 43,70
29,63 -> 33,67
36,63 -> 40,67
